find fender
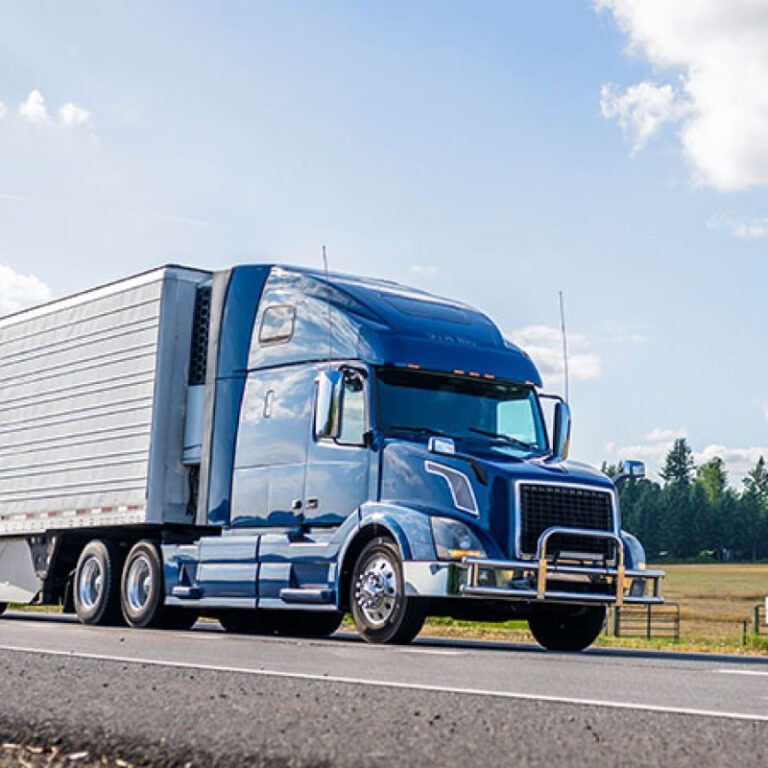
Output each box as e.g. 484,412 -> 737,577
620,529 -> 647,570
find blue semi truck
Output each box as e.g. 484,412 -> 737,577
0,264 -> 663,650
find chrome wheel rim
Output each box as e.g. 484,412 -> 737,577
125,554 -> 153,613
77,557 -> 104,609
354,552 -> 399,627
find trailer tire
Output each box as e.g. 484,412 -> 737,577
350,537 -> 425,644
0,603 -> 6,616
528,605 -> 606,652
74,539 -> 124,626
120,540 -> 166,628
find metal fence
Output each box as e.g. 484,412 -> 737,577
609,603 -> 680,642
751,603 -> 766,635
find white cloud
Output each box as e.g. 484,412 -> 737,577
707,214 -> 768,239
597,0 -> 768,191
645,427 -> 688,443
0,264 -> 51,315
407,265 -> 439,277
0,102 -> 6,121
509,324 -> 602,386
605,426 -> 768,485
11,90 -> 94,130
58,102 -> 92,128
607,323 -> 648,344
697,445 -> 768,485
600,81 -> 684,152
18,89 -> 51,125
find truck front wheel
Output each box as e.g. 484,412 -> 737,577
528,605 -> 606,652
350,537 -> 425,644
74,539 -> 124,625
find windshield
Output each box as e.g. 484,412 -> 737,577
375,367 -> 548,455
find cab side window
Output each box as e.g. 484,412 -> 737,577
338,373 -> 366,446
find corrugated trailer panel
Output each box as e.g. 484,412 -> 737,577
0,267 -> 209,536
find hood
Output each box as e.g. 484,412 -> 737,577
379,437 -> 617,559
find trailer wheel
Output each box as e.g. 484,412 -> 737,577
0,603 -> 6,616
350,537 -> 425,644
121,540 -> 166,628
528,605 -> 606,652
74,539 -> 124,626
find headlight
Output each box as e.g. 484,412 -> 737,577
431,516 -> 486,561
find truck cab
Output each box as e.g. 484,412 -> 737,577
163,264 -> 663,650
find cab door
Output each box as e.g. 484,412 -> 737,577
230,364 -> 316,527
302,367 -> 372,526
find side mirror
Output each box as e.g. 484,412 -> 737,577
552,401 -> 571,460
614,460 -> 646,488
315,370 -> 344,439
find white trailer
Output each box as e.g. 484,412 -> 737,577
0,266 -> 209,609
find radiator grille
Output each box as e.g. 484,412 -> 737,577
518,483 -> 615,558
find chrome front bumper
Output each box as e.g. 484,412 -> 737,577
460,527 -> 664,607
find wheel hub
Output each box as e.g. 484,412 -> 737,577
78,557 -> 104,609
126,555 -> 153,612
354,553 -> 398,627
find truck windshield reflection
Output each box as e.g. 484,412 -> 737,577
375,367 -> 548,456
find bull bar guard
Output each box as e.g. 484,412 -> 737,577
460,527 -> 664,606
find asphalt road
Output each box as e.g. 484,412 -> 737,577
0,611 -> 767,766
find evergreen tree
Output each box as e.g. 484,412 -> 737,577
695,457 -> 728,504
659,438 -> 695,557
660,438 -> 695,486
741,456 -> 768,560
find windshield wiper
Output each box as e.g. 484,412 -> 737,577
387,425 -> 452,438
467,427 -> 538,451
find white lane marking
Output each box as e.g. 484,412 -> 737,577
715,669 -> 768,677
0,643 -> 766,722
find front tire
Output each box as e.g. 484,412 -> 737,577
528,605 -> 606,651
74,539 -> 124,626
350,537 -> 425,644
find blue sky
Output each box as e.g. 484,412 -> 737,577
0,1 -> 766,484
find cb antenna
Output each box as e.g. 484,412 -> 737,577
559,290 -> 570,403
322,245 -> 333,366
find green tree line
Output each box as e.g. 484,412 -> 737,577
605,438 -> 768,561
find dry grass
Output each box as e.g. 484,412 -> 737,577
654,562 -> 768,647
